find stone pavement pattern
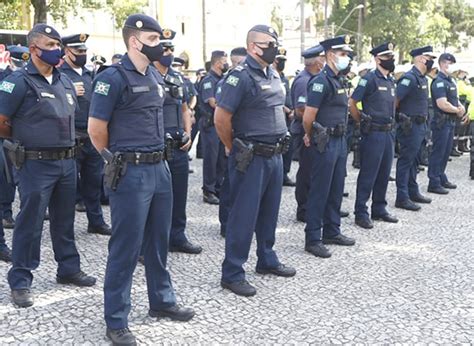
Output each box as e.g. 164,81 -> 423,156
0,153 -> 472,344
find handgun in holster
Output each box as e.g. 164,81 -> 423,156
396,112 -> 412,135
233,138 -> 254,173
279,132 -> 292,154
165,133 -> 175,161
311,122 -> 329,153
360,112 -> 372,135
3,139 -> 25,169
435,112 -> 447,129
101,149 -> 127,191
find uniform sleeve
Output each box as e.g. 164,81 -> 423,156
396,74 -> 416,101
292,77 -> 308,108
0,73 -> 28,117
350,76 -> 370,102
200,77 -> 216,103
217,72 -> 248,114
306,76 -> 328,109
89,70 -> 123,122
431,79 -> 447,101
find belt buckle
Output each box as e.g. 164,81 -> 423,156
152,152 -> 161,162
134,153 -> 141,165
58,151 -> 65,160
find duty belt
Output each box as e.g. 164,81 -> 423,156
327,124 -> 347,137
370,123 -> 393,132
120,151 -> 164,164
244,141 -> 284,158
76,136 -> 90,147
411,115 -> 427,124
25,147 -> 76,160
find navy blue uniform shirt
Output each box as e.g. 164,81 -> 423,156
431,71 -> 459,113
396,66 -> 429,116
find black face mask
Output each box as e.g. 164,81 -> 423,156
72,53 -> 87,67
379,58 -> 395,73
257,45 -> 279,65
425,59 -> 434,72
137,37 -> 164,62
276,60 -> 286,72
222,63 -> 229,74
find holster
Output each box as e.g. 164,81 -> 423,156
233,138 -> 254,173
101,149 -> 128,191
396,112 -> 412,135
279,132 -> 292,154
3,139 -> 25,169
165,133 -> 175,161
311,122 -> 330,153
360,113 -> 372,135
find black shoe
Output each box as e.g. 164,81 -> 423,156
296,214 -> 306,223
203,192 -> 219,205
372,214 -> 399,223
11,289 -> 34,308
87,224 -> 112,236
256,264 -> 296,277
340,210 -> 349,218
75,202 -> 86,212
427,186 -> 449,195
44,211 -> 49,221
343,192 -> 349,197
138,256 -> 145,265
323,234 -> 356,246
395,199 -> 421,211
283,175 -> 296,187
0,247 -> 12,262
221,280 -> 256,297
2,216 -> 15,229
170,241 -> 202,254
417,165 -> 425,172
355,217 -> 374,229
101,198 -> 110,206
450,148 -> 462,157
410,194 -> 432,204
149,305 -> 195,321
188,168 -> 194,174
57,271 -> 96,287
388,176 -> 396,182
305,243 -> 332,258
106,328 -> 137,346
442,181 -> 457,189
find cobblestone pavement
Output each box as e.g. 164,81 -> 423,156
0,152 -> 473,344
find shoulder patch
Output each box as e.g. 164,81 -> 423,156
312,83 -> 324,93
226,75 -> 240,87
436,82 -> 444,88
358,79 -> 368,87
400,78 -> 411,87
297,96 -> 307,103
94,81 -> 111,96
0,81 -> 15,94
203,81 -> 212,90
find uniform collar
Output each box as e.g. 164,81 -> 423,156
374,68 -> 390,80
438,71 -> 451,81
322,64 -> 338,78
246,55 -> 272,78
412,65 -> 424,77
24,60 -> 60,82
209,68 -> 222,80
120,54 -> 150,75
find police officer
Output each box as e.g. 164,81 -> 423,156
395,46 -> 436,211
291,44 -> 325,222
349,42 -> 399,229
111,53 -> 123,64
427,53 -> 465,194
152,29 -> 201,254
303,35 -> 356,258
273,47 -> 295,186
198,50 -> 228,205
88,14 -> 194,345
0,24 -> 96,308
215,25 -> 296,297
60,33 -> 112,236
0,45 -> 29,229
217,46 -> 247,238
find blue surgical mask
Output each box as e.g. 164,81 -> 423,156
36,46 -> 62,66
335,55 -> 350,72
159,54 -> 174,68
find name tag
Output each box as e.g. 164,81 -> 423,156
261,85 -> 272,90
450,87 -> 456,90
132,86 -> 151,93
378,86 -> 388,91
40,92 -> 55,98
337,89 -> 345,94
421,85 -> 427,89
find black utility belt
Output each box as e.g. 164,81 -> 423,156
410,115 -> 427,124
25,147 -> 76,160
76,136 -> 91,146
436,113 -> 457,121
326,124 -> 347,137
120,151 -> 164,164
244,140 -> 285,158
370,123 -> 393,132
167,139 -> 183,149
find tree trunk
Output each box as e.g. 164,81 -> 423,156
31,0 -> 48,24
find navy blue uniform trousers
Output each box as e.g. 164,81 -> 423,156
104,161 -> 176,330
8,159 -> 81,289
355,131 -> 394,219
76,140 -> 106,227
428,119 -> 454,188
222,152 -> 283,283
201,125 -> 225,194
396,123 -> 426,202
168,148 -> 190,247
305,137 -> 346,245
295,140 -> 313,220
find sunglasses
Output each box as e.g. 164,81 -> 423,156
254,41 -> 278,49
